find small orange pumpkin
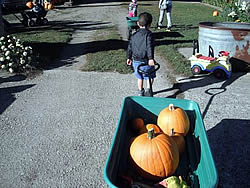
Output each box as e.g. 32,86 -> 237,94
131,118 -> 144,132
157,104 -> 190,136
130,128 -> 179,180
146,124 -> 162,133
170,129 -> 185,154
26,1 -> 34,9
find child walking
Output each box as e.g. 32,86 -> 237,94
126,12 -> 156,96
158,0 -> 172,31
128,0 -> 138,17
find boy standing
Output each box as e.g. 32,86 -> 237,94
127,12 -> 155,96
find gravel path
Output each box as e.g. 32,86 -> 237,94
1,2 -> 250,188
0,2 -> 173,187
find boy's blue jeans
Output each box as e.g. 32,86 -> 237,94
132,60 -> 156,80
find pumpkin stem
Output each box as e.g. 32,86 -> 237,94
170,128 -> 174,136
168,104 -> 175,111
179,176 -> 183,182
147,128 -> 155,139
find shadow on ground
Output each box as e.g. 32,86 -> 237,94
46,39 -> 128,69
0,82 -> 35,114
207,119 -> 250,188
5,20 -> 112,34
0,74 -> 27,84
154,72 -> 247,118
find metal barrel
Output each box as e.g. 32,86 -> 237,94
198,22 -> 250,71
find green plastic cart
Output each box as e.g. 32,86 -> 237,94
126,16 -> 139,40
104,96 -> 218,188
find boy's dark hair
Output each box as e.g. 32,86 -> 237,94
138,12 -> 153,28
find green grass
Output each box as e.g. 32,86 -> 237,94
10,27 -> 73,68
81,27 -> 133,74
7,2 -> 225,75
138,1 -> 224,76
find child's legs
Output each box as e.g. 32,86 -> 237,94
166,5 -> 172,28
138,79 -> 144,90
158,9 -> 165,26
133,60 -> 145,90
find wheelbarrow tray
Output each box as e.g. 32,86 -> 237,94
126,16 -> 139,29
104,96 -> 218,188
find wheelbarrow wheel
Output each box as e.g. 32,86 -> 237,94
28,20 -> 36,27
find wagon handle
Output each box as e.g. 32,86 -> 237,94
137,62 -> 160,76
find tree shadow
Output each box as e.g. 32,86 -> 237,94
5,19 -> 112,34
207,119 -> 250,188
43,39 -> 128,69
153,31 -> 184,39
0,74 -> 27,84
0,84 -> 35,114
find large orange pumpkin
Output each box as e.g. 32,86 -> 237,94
157,104 -> 190,136
130,128 -> 179,180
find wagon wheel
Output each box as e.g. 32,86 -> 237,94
42,18 -> 49,25
213,69 -> 226,79
28,20 -> 36,27
191,65 -> 201,75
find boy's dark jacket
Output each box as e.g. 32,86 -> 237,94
127,28 -> 154,62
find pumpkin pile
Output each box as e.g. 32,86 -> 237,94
129,104 -> 190,181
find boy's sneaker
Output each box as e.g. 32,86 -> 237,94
138,88 -> 145,96
144,88 -> 151,97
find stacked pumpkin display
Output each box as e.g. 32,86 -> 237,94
129,104 -> 190,181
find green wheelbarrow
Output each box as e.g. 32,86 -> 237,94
104,97 -> 219,188
126,16 -> 139,40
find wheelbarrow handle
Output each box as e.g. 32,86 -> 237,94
137,62 -> 160,76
